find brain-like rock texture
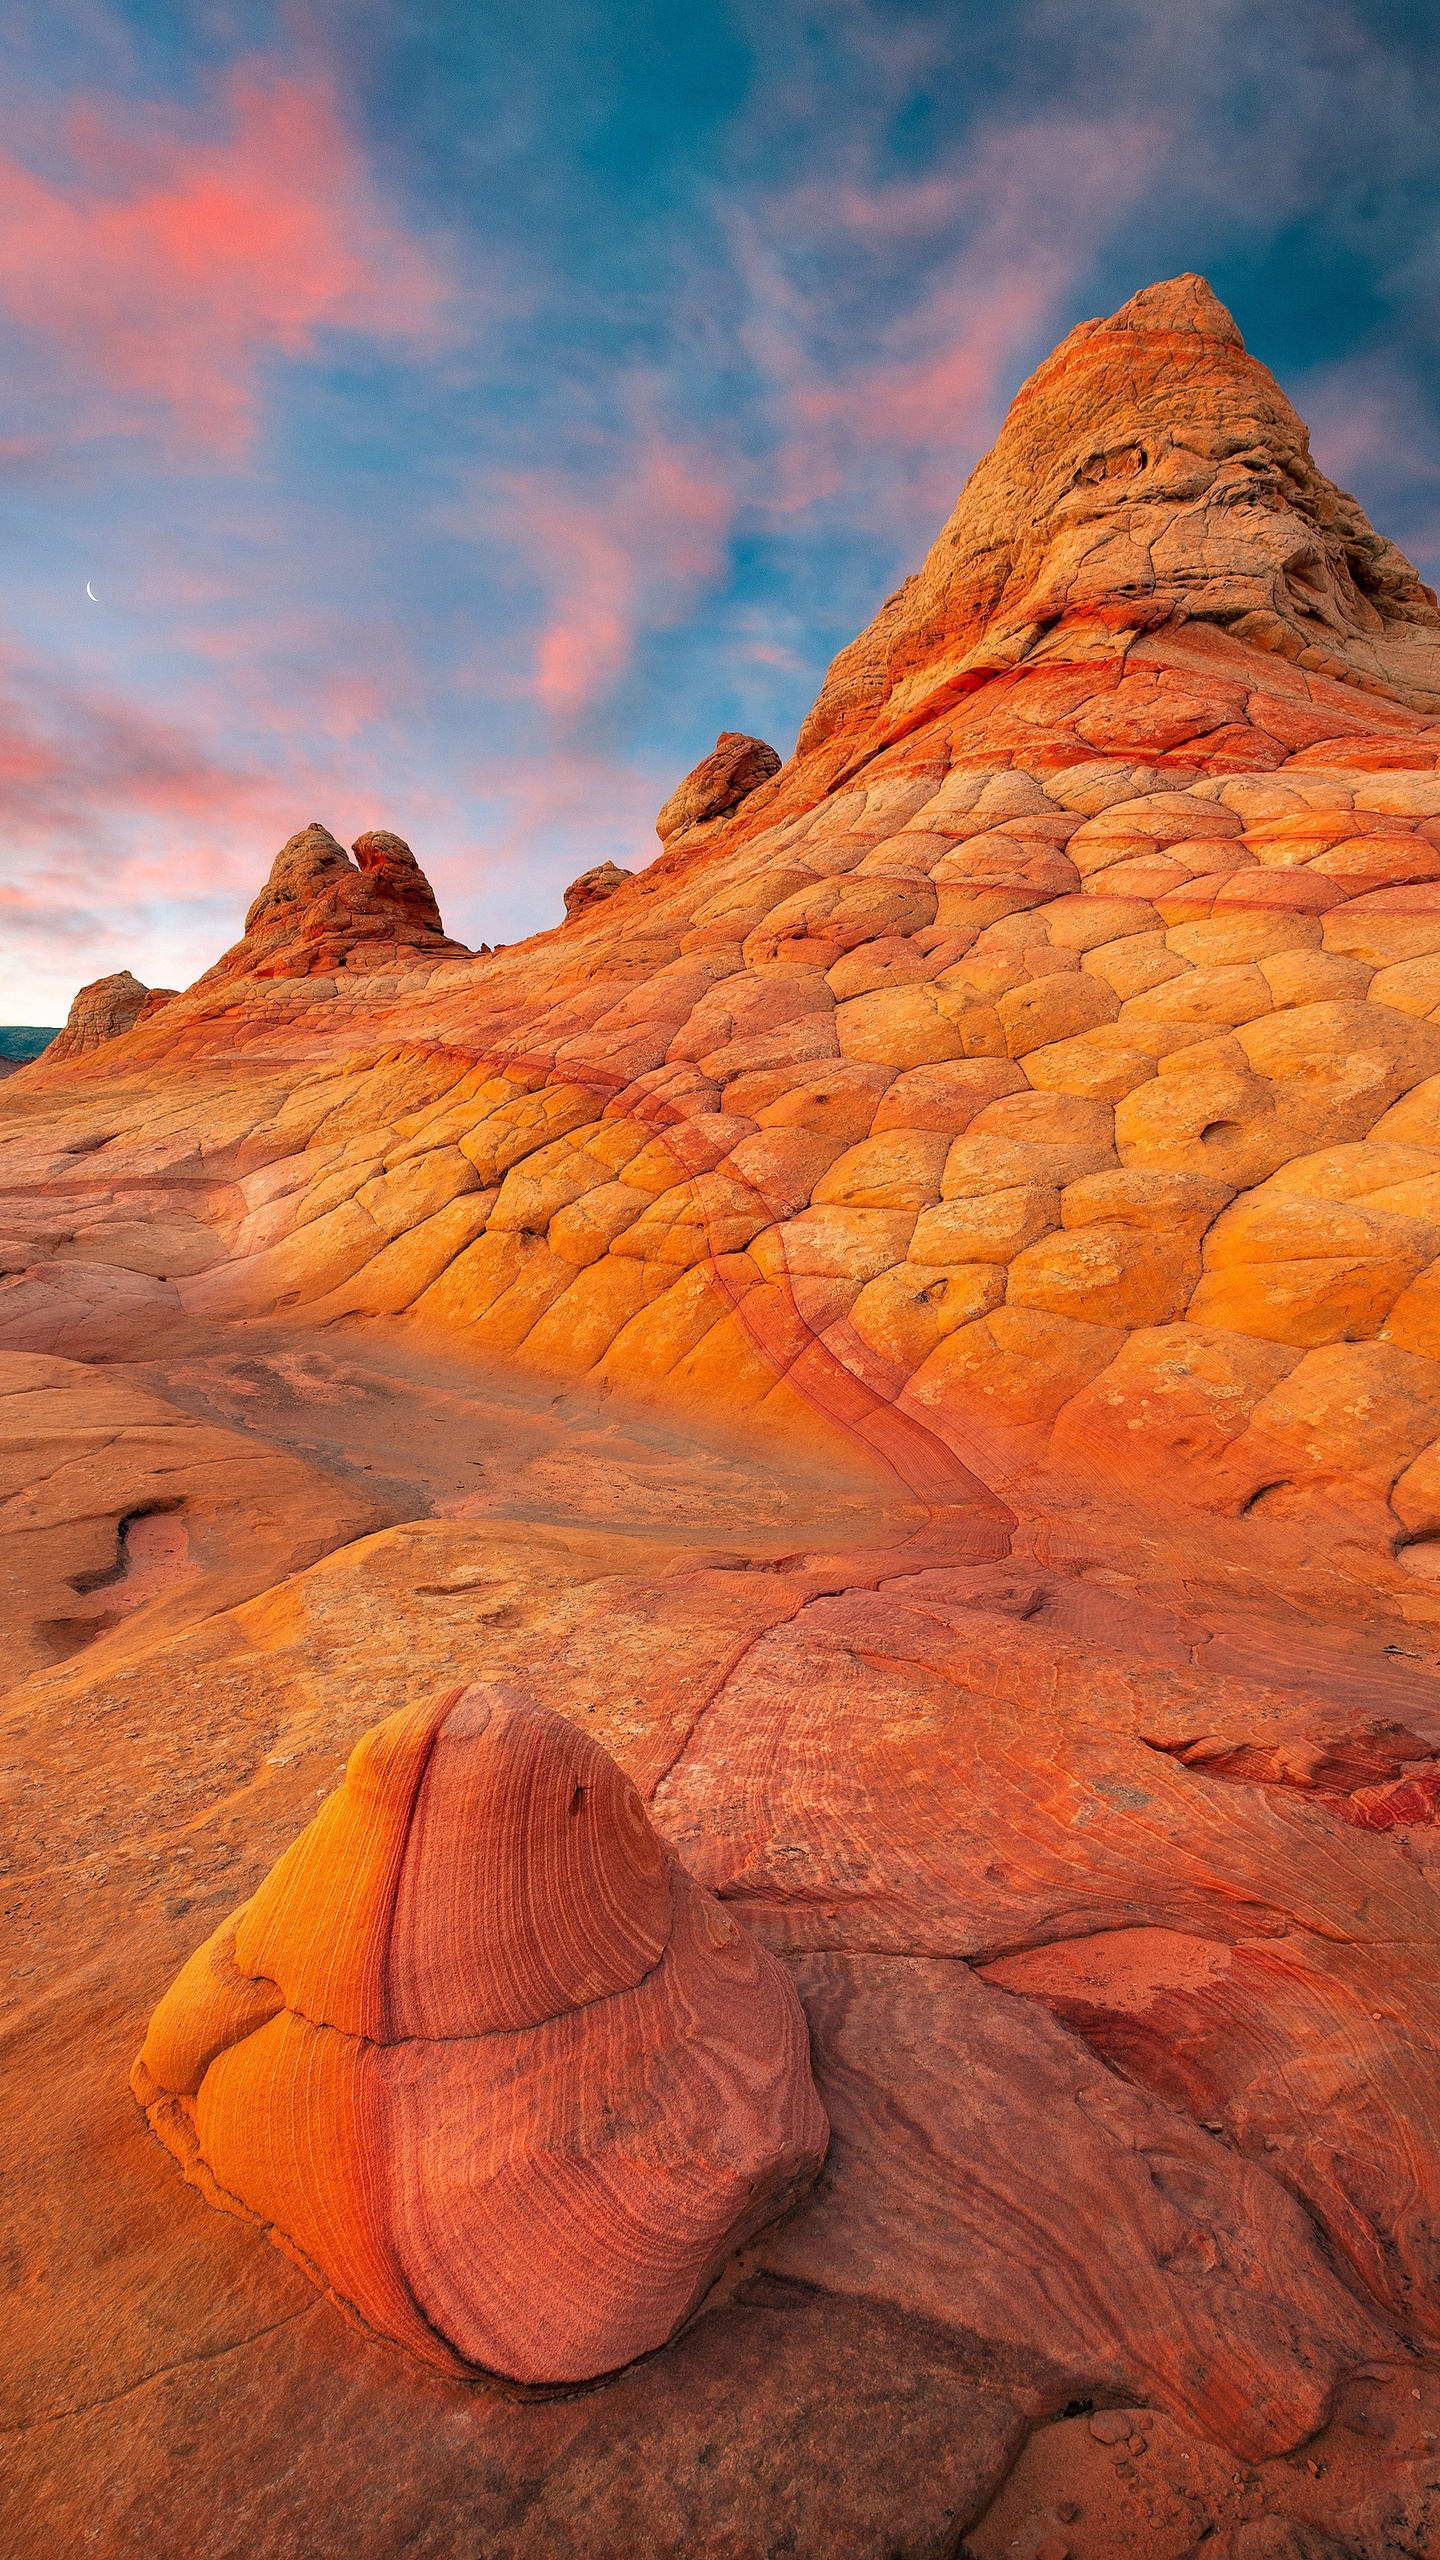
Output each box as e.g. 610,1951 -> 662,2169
656,730 -> 783,845
15,278 -> 1440,1539
131,1682 -> 827,2386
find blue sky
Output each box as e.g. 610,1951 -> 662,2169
2,0 -> 1438,1017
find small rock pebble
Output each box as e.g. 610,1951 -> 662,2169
1089,2409 -> 1138,2444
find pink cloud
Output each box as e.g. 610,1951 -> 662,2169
1291,358 -> 1434,583
1299,358 -> 1440,577
0,71 -> 450,455
1302,369 -> 1429,483
483,113 -> 1143,730
0,622 -> 408,1013
496,413 -> 737,714
0,639 -> 282,847
444,107 -> 1177,762
0,603 -> 603,1014
457,737 -> 666,898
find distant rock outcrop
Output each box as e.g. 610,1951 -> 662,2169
0,1027 -> 61,1082
188,823 -> 468,993
656,732 -> 782,845
45,969 -> 152,1062
132,1682 -> 827,2386
564,859 -> 633,919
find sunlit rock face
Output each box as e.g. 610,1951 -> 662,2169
43,968 -> 153,1060
13,278 -> 1440,1536
132,1683 -> 827,2387
656,730 -> 783,847
563,859 -> 634,918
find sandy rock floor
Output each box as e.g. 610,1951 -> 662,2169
4,1321 -> 1440,2557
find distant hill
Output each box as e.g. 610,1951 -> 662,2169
0,1028 -> 59,1074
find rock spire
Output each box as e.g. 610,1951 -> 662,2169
188,823 -> 468,992
796,272 -> 1440,771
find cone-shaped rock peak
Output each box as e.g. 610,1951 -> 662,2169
796,272 -> 1440,769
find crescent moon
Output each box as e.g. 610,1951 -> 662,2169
85,581 -> 98,602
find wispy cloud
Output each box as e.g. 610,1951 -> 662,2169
469,101 -> 1174,734
0,638 -> 280,845
1299,357 -> 1440,582
730,109 -> 1173,537
498,410 -> 737,714
0,633 -> 310,1005
0,68 -> 450,455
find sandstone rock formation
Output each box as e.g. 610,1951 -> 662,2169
655,730 -> 782,845
796,271 -> 1440,780
189,823 -> 468,992
44,967 -> 154,1060
12,278 -> 1439,1541
133,1681 -> 827,2385
563,859 -> 633,919
9,275 -> 1440,2557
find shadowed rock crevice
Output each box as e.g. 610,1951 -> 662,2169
1145,1719 -> 1440,1827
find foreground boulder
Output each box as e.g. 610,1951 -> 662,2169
131,1682 -> 827,2386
